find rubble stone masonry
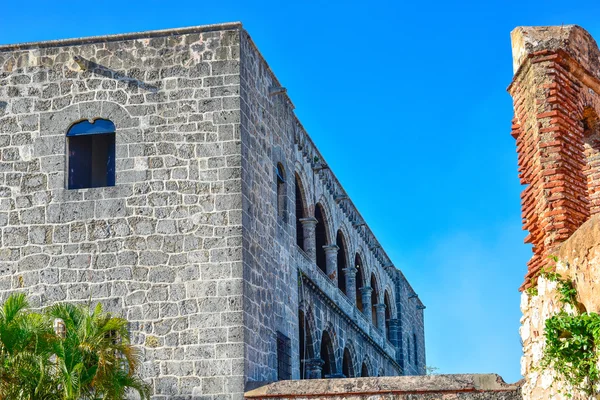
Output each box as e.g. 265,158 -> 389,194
0,22 -> 425,399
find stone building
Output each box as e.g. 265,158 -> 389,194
509,25 -> 600,399
0,22 -> 426,399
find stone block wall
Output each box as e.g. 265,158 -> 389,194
0,21 -> 427,399
244,374 -> 522,400
238,29 -> 425,384
0,23 -> 246,399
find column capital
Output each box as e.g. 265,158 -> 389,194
374,303 -> 386,311
342,266 -> 357,276
322,244 -> 339,254
299,217 -> 318,226
359,286 -> 372,295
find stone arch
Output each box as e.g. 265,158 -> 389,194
319,326 -> 338,377
370,272 -> 380,327
298,303 -> 318,379
294,161 -> 313,215
37,101 -> 138,187
342,341 -> 358,378
314,202 -> 332,275
384,290 -> 393,341
354,252 -> 366,313
382,284 -> 396,318
315,195 -> 336,244
360,356 -> 373,377
294,173 -> 308,250
335,229 -> 349,294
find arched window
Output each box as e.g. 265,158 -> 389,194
315,204 -> 328,274
342,347 -> 354,378
384,291 -> 392,340
361,362 -> 369,377
583,107 -> 600,216
336,231 -> 347,294
370,274 -> 379,327
276,164 -> 287,222
320,330 -> 335,378
355,254 -> 364,312
295,175 -> 306,249
298,309 -> 315,379
67,119 -> 115,189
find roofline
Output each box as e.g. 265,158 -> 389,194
0,21 -> 243,52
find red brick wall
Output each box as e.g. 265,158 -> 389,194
509,26 -> 600,290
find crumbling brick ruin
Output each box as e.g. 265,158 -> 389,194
0,22 -> 425,399
509,25 -> 600,399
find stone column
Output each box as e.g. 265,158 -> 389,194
299,217 -> 318,262
375,303 -> 386,334
304,358 -> 324,379
388,318 -> 400,347
343,266 -> 357,305
322,244 -> 339,283
360,286 -> 372,322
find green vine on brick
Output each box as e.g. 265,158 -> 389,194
530,259 -> 600,397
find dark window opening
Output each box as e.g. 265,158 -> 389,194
361,362 -> 369,377
67,119 -> 115,190
371,274 -> 379,327
320,331 -> 334,377
336,231 -> 347,294
277,331 -> 292,381
413,332 -> 418,365
315,204 -> 328,274
342,348 -> 353,378
355,255 -> 364,312
295,176 -> 305,249
276,164 -> 287,222
384,291 -> 392,340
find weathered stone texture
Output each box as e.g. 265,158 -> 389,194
1,24 -> 245,399
244,374 -> 522,400
510,24 -> 600,400
0,21 -> 425,399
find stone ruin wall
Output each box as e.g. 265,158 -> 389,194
243,374 -> 521,400
509,25 -> 600,399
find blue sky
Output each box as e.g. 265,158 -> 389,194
3,0 -> 600,384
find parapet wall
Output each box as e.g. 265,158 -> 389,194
244,374 -> 522,400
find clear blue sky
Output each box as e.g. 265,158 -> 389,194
3,0 -> 600,384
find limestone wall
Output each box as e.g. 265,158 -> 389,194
0,24 -> 246,399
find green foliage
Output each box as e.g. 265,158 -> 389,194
535,260 -> 600,397
525,286 -> 538,297
541,311 -> 600,396
0,294 -> 150,400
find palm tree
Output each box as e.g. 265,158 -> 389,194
0,294 -> 150,400
0,293 -> 60,400
46,302 -> 150,400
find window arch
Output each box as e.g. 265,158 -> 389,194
370,273 -> 379,327
295,174 -> 306,250
336,230 -> 348,294
315,203 -> 329,274
384,290 -> 393,340
67,119 -> 115,189
298,308 -> 316,379
276,163 -> 287,222
361,362 -> 369,377
320,330 -> 336,378
355,254 -> 364,312
342,347 -> 354,378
